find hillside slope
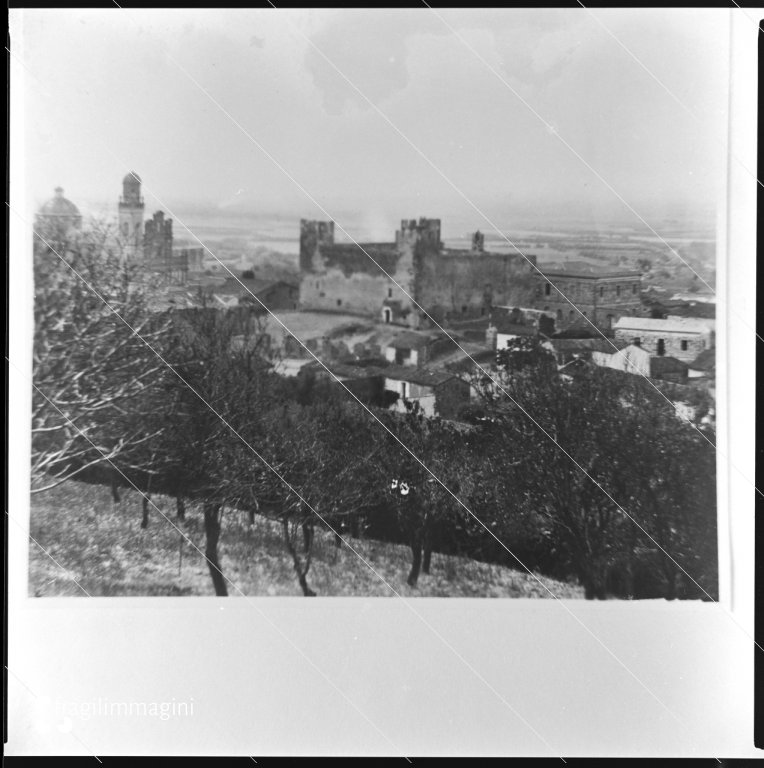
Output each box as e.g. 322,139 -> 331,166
28,481 -> 584,598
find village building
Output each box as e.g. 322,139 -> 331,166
594,342 -> 689,383
545,337 -> 627,367
535,261 -> 644,332
383,331 -> 456,367
298,217 -> 538,328
383,365 -> 470,419
612,315 -> 715,363
208,275 -> 300,313
487,317 -> 539,353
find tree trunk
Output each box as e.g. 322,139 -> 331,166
283,520 -> 317,596
422,520 -> 434,575
302,522 -> 314,554
580,563 -> 607,601
298,574 -> 316,597
407,531 -> 423,587
176,496 -> 186,522
663,560 -> 678,600
110,476 -> 121,504
141,494 -> 150,529
204,503 -> 228,596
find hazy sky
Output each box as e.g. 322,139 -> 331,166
12,8 -> 730,235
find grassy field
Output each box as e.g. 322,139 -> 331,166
28,481 -> 584,599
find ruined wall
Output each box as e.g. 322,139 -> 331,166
298,218 -> 430,325
613,329 -> 712,363
415,251 -> 538,323
299,242 -> 416,320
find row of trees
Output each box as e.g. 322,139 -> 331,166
31,221 -> 718,599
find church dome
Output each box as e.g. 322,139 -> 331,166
123,171 -> 142,185
36,187 -> 82,229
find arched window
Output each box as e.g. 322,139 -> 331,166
545,283 -> 551,296
383,307 -> 392,324
616,285 -> 621,296
599,286 -> 604,298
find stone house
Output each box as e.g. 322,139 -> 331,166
383,366 -> 470,419
383,331 -> 455,366
490,318 -> 538,352
594,343 -> 689,382
612,316 -> 715,363
535,261 -> 644,332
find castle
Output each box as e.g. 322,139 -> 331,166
298,217 -> 539,329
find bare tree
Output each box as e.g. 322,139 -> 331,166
31,219 -> 169,493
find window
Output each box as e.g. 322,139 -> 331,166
633,284 -> 638,294
383,308 -> 392,324
556,309 -> 562,321
388,288 -> 393,298
616,285 -> 621,296
401,382 -> 407,400
545,283 -> 551,296
337,299 -> 342,307
599,286 -> 604,298
680,340 -> 688,351
462,306 -> 467,313
657,339 -> 665,356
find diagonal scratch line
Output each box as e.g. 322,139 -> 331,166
11,22 -> 754,716
8,509 -> 93,597
16,216 -> 724,751
419,3 -> 723,298
10,16 -> 752,752
139,7 -> 735,472
4,39 -> 731,464
5,664 -> 40,698
11,232 -> 568,760
13,16 -> 756,666
108,33 -> 761,608
12,380 -> 413,758
418,4 -> 764,349
576,4 -> 761,191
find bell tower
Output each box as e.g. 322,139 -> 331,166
118,171 -> 145,260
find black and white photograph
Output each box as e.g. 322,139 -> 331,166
7,6 -> 759,757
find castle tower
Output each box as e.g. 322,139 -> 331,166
299,219 -> 335,272
118,171 -> 145,260
395,218 -> 441,255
